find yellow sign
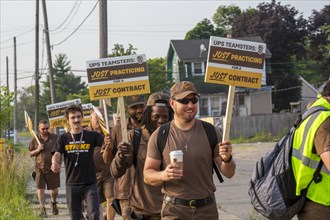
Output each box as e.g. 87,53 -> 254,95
0,138 -> 5,149
24,111 -> 34,137
82,103 -> 93,127
86,54 -> 150,100
88,80 -> 150,100
46,99 -> 81,128
205,66 -> 262,89
205,36 -> 266,89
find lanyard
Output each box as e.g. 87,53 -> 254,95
70,130 -> 84,167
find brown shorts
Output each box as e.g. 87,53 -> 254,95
97,176 -> 114,203
35,169 -> 60,190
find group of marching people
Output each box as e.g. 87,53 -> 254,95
29,80 -> 238,220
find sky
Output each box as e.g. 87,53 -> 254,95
0,0 -> 329,91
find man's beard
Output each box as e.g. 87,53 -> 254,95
130,113 -> 143,123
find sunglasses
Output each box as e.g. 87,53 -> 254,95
174,97 -> 198,105
40,128 -> 49,131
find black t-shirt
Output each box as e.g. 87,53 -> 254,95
52,130 -> 103,186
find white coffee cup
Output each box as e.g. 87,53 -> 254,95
169,150 -> 183,170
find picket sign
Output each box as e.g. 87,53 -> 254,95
24,110 -> 40,145
221,85 -> 235,161
118,96 -> 128,142
102,99 -> 110,134
205,36 -> 266,158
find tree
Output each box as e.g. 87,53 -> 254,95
185,18 -> 224,40
307,5 -> 330,84
17,85 -> 36,130
109,44 -> 137,57
40,54 -> 88,119
212,5 -> 242,33
0,86 -> 14,136
231,0 -> 307,111
147,57 -> 172,93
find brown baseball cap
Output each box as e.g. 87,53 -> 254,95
126,95 -> 146,107
147,92 -> 170,106
170,81 -> 199,99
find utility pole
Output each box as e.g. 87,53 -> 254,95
99,0 -> 108,107
35,0 -> 40,130
41,0 -> 56,104
13,37 -> 18,145
6,56 -> 10,139
100,0 -> 108,58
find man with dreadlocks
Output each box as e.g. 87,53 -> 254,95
110,92 -> 173,219
103,94 -> 146,219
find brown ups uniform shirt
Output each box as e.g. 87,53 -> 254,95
109,118 -> 136,200
129,127 -> 163,216
147,119 -> 221,200
29,133 -> 58,172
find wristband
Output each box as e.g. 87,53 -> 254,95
222,154 -> 232,163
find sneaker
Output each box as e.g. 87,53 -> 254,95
39,207 -> 47,218
50,201 -> 59,215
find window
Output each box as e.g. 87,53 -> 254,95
199,97 -> 208,116
192,62 -> 204,75
238,93 -> 245,105
210,97 -> 220,116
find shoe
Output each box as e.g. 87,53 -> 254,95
51,201 -> 59,215
39,207 -> 47,218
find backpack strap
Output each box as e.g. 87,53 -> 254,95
132,128 -> 142,167
201,121 -> 224,183
294,106 -> 328,128
156,121 -> 171,159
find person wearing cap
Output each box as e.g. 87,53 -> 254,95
144,81 -> 236,219
84,107 -> 116,220
110,92 -> 174,219
103,94 -> 146,220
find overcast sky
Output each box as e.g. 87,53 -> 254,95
0,0 -> 328,90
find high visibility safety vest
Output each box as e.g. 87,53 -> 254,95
292,97 -> 330,206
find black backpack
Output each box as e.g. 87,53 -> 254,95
248,106 -> 327,220
132,120 -> 224,183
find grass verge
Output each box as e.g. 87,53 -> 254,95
0,142 -> 38,219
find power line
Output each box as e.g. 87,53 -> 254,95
0,28 -> 35,44
51,0 -> 83,35
51,0 -> 99,47
50,0 -> 82,33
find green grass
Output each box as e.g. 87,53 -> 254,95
231,131 -> 284,144
0,144 -> 38,219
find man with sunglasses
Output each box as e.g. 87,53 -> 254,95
29,119 -> 60,218
144,81 -> 236,220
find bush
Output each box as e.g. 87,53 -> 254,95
0,147 -> 37,219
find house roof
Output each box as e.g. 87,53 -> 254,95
168,36 -> 272,62
299,76 -> 319,94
